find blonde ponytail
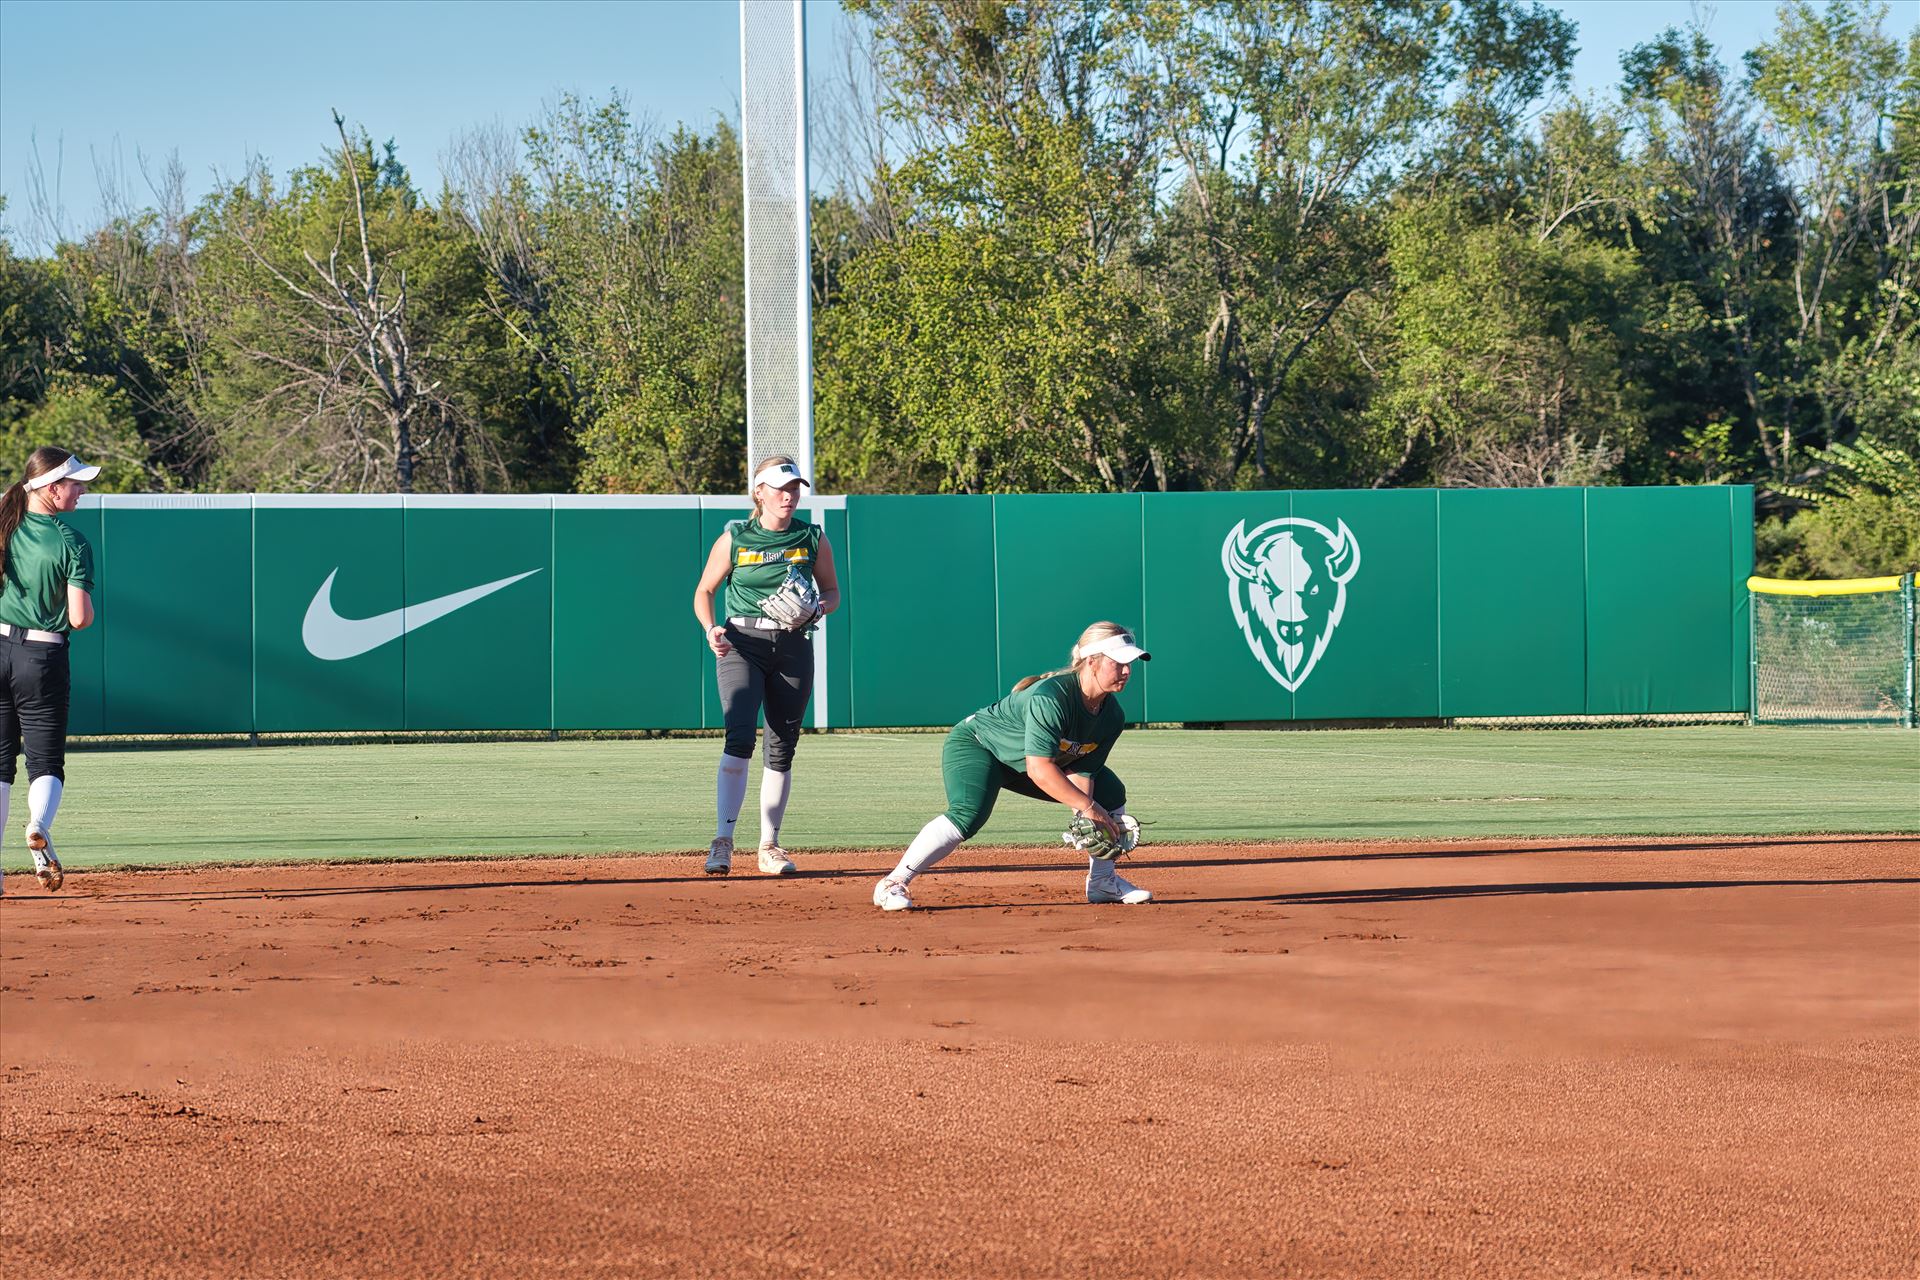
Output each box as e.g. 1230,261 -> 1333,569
1010,621 -> 1134,693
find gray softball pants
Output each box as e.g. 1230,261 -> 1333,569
716,623 -> 813,772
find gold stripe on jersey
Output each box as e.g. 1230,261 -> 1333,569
735,548 -> 812,566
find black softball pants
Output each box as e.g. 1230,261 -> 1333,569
716,624 -> 813,773
0,632 -> 70,786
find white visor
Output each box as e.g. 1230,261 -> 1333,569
25,455 -> 102,490
751,462 -> 811,491
1076,632 -> 1150,664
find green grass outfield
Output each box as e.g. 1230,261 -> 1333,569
1,726 -> 1913,872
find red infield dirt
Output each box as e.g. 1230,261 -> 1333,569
2,835 -> 1916,1279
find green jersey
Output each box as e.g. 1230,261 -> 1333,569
0,513 -> 94,632
722,516 -> 822,621
964,672 -> 1123,775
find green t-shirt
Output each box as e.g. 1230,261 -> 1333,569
0,513 -> 95,632
722,516 -> 822,621
964,672 -> 1123,775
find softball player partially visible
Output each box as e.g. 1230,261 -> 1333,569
873,620 -> 1151,911
0,447 -> 99,897
691,456 -> 840,876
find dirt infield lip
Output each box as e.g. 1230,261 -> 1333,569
8,828 -> 1911,878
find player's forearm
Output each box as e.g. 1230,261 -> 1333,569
692,586 -> 720,631
1026,759 -> 1099,812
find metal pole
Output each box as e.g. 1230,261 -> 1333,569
1748,583 -> 1759,726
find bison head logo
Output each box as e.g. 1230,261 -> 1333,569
1221,517 -> 1361,691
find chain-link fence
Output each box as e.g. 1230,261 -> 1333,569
1749,575 -> 1916,726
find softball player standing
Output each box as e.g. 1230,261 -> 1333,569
691,456 -> 840,876
873,621 -> 1151,911
0,448 -> 99,897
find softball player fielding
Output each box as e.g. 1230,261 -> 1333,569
874,620 -> 1151,911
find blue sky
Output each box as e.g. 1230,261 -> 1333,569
0,0 -> 1886,247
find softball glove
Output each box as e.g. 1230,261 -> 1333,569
1063,811 -> 1141,860
758,567 -> 824,631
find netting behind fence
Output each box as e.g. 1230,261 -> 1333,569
1750,576 -> 1915,725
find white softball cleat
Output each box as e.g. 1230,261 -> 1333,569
757,843 -> 797,876
873,877 -> 912,912
28,829 -> 62,893
1087,869 -> 1150,905
703,837 -> 733,876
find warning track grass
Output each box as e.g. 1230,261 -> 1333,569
9,726 -> 1916,871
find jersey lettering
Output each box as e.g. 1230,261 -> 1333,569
735,548 -> 812,566
1056,738 -> 1100,759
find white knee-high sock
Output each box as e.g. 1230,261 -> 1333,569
891,815 -> 965,884
758,768 -> 792,848
715,756 -> 749,840
27,775 -> 60,836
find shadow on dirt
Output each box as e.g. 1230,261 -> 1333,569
63,853 -> 1920,911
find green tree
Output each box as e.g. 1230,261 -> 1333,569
1369,196 -> 1647,486
1621,20 -> 1798,477
1746,1 -> 1916,459
193,118 -> 516,492
0,195 -> 192,488
0,231 -> 63,426
522,97 -> 746,493
1150,0 -> 1574,488
0,373 -> 150,491
819,109 -> 1159,492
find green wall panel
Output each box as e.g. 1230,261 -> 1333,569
254,502 -> 404,731
993,494 -> 1150,721
699,505 -> 747,732
817,505 -> 851,730
102,504 -> 252,733
59,509 -> 104,736
1142,493 -> 1296,722
554,503 -> 705,730
1585,487 -> 1737,714
402,502 -> 553,730
1290,489 -> 1440,720
845,495 -> 997,726
1437,488 -> 1587,716
1727,485 -> 1756,711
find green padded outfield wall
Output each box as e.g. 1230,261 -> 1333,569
61,487 -> 1751,733
102,496 -> 253,733
554,497 -> 704,731
838,486 -> 1751,725
841,495 -> 998,728
255,497 -> 405,731
993,494 -> 1152,721
60,506 -> 104,735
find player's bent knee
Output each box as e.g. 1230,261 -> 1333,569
946,809 -> 988,841
762,730 -> 801,773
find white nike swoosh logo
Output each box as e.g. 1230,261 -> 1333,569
302,568 -> 542,661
